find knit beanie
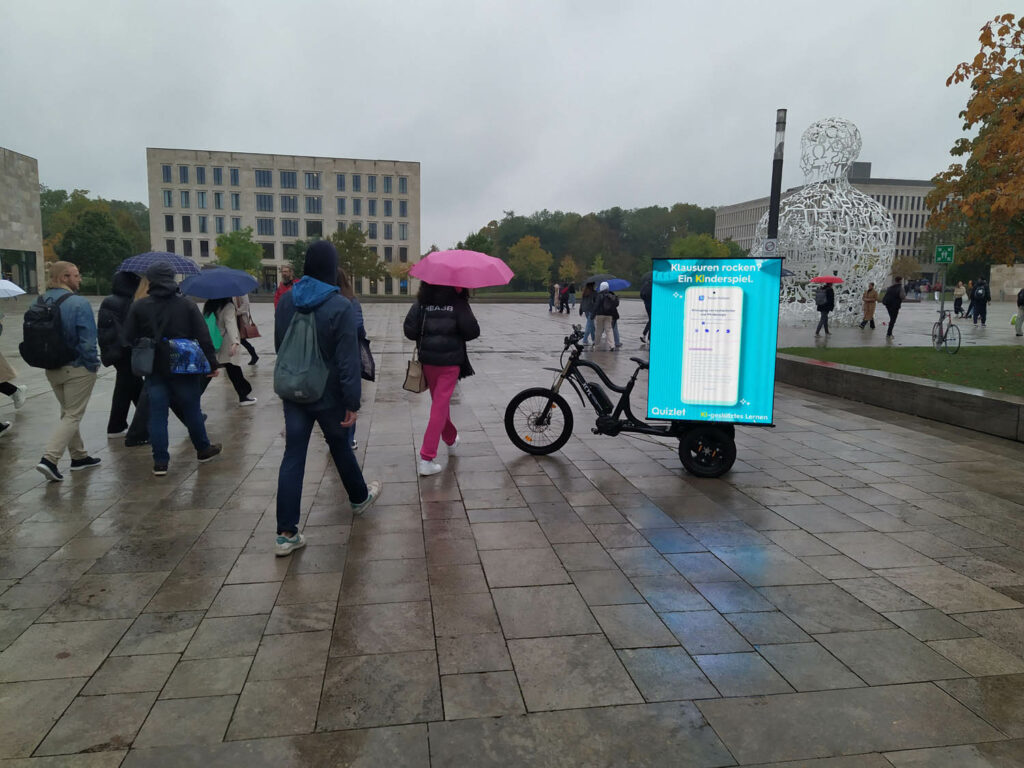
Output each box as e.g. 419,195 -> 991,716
599,281 -> 610,292
304,241 -> 338,284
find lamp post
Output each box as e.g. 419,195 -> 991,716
765,109 -> 787,254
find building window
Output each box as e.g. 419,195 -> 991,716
161,164 -> 172,183
400,279 -> 408,296
199,215 -> 208,234
368,199 -> 377,217
306,220 -> 323,238
384,223 -> 393,240
337,221 -> 345,232
231,193 -> 240,210
180,190 -> 190,208
351,221 -> 362,233
398,222 -> 408,240
182,215 -> 192,233
384,246 -> 393,262
215,216 -> 225,234
369,246 -> 378,255
200,240 -> 210,258
162,190 -> 173,207
305,172 -> 321,190
214,192 -> 223,210
179,165 -> 189,184
213,166 -> 223,185
368,222 -> 378,239
230,168 -> 240,186
336,198 -> 346,215
383,176 -> 393,194
282,219 -> 299,237
165,238 -> 175,253
385,275 -> 393,294
399,176 -> 408,194
196,167 -> 206,185
399,200 -> 408,218
370,279 -> 378,294
352,174 -> 361,192
367,175 -> 377,193
281,195 -> 298,213
231,216 -> 241,232
164,214 -> 174,232
352,199 -> 362,216
399,246 -> 408,262
383,199 -> 393,217
261,243 -> 275,260
336,173 -> 345,191
254,169 -> 273,188
256,193 -> 274,212
280,170 -> 297,189
305,196 -> 322,214
183,239 -> 193,257
197,191 -> 207,209
256,218 -> 274,236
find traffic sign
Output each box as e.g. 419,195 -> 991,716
935,245 -> 955,264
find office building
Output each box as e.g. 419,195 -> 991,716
146,148 -> 420,294
0,147 -> 45,294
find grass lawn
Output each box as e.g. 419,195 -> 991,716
780,345 -> 1024,397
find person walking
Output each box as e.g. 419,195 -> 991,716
123,262 -> 222,476
274,264 -> 296,308
814,283 -> 835,336
579,283 -> 597,345
881,276 -> 906,338
953,281 -> 966,318
233,293 -> 259,365
27,262 -> 101,481
200,297 -> 257,405
858,282 -> 878,329
337,267 -> 364,450
97,270 -> 145,440
0,348 -> 26,438
274,241 -> 382,555
971,278 -> 991,326
568,282 -> 576,310
640,273 -> 653,343
1015,285 -> 1024,337
593,281 -> 619,351
548,282 -> 559,313
404,281 -> 480,476
964,279 -> 976,322
558,283 -> 570,314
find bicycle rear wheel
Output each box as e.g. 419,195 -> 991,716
944,324 -> 961,354
931,321 -> 943,351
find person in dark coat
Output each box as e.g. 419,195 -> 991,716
97,271 -> 143,439
971,278 -> 991,326
640,273 -> 653,343
814,284 -> 835,336
881,276 -> 906,338
404,281 -> 480,476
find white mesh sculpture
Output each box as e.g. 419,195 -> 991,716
751,117 -> 895,325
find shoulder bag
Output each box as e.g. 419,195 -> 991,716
403,306 -> 427,393
131,311 -> 167,377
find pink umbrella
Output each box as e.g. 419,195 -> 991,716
810,275 -> 843,284
409,250 -> 514,289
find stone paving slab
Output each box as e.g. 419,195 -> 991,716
1,301 -> 1024,764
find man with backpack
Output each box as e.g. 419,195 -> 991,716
881,276 -> 906,338
971,278 -> 991,326
814,283 -> 835,336
22,261 -> 101,482
273,240 -> 382,556
593,281 -> 619,351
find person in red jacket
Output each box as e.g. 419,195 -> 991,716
273,264 -> 296,308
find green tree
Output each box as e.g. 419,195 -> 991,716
329,226 -> 388,287
891,253 -> 921,280
285,238 -> 312,277
722,239 -> 749,259
459,232 -> 493,253
588,254 -> 606,274
558,254 -> 581,282
215,227 -> 262,275
507,236 -> 554,289
669,233 -> 730,260
55,210 -> 132,280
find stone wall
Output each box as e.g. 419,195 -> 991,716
0,147 -> 44,293
990,264 -> 1024,303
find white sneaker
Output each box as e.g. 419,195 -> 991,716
275,531 -> 306,557
239,396 -> 258,407
447,436 -> 460,450
12,385 -> 26,410
107,429 -> 127,438
352,480 -> 383,515
418,459 -> 443,476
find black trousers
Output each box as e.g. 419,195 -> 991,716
240,338 -> 258,362
108,359 -> 144,434
886,306 -> 900,336
201,363 -> 253,401
815,310 -> 831,334
0,382 -> 16,397
973,302 -> 988,325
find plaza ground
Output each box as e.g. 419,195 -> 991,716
0,300 -> 1023,766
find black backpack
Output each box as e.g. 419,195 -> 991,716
975,285 -> 987,301
20,294 -> 76,369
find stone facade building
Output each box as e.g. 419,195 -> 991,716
146,148 -> 421,294
0,147 -> 45,294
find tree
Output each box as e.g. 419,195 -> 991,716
215,227 -> 262,275
507,236 -> 553,290
55,210 -> 132,280
460,232 -> 493,253
285,238 -> 312,277
668,234 -> 730,260
558,254 -> 581,282
722,239 -> 749,259
927,13 -> 1024,265
588,254 -> 606,274
891,253 -> 921,280
329,226 -> 388,287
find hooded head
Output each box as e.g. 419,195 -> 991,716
146,262 -> 179,298
111,270 -> 141,298
304,241 -> 338,285
599,281 -> 610,292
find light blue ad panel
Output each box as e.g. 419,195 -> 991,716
647,257 -> 782,424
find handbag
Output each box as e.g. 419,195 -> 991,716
239,318 -> 261,339
402,306 -> 427,393
206,313 -> 223,350
167,338 -> 211,375
131,313 -> 167,377
359,335 -> 376,382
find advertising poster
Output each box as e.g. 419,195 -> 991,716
647,257 -> 782,424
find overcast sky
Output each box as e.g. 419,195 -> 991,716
0,0 -> 1008,250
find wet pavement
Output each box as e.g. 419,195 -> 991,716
1,299 -> 1023,766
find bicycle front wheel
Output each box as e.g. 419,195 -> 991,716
931,321 -> 944,351
944,324 -> 961,354
504,388 -> 574,455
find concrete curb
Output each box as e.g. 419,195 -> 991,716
775,353 -> 1024,443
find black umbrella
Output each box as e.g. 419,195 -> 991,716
584,273 -> 617,286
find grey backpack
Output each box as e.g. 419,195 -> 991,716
274,310 -> 329,404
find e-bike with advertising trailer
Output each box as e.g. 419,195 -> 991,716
504,325 -> 737,477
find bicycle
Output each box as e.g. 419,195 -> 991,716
931,309 -> 961,354
504,324 -> 738,477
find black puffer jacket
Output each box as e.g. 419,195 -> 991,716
123,264 -> 218,376
97,271 -> 140,367
404,288 -> 480,376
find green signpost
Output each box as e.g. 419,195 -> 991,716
935,244 -> 955,264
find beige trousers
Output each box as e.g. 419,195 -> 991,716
594,316 -> 614,350
43,366 -> 97,463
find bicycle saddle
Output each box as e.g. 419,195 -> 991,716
630,357 -> 649,369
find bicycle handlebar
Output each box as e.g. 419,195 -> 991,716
564,324 -> 585,349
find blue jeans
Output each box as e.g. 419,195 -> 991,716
277,401 -> 368,535
583,313 -> 595,344
146,374 -> 211,465
613,319 -> 621,347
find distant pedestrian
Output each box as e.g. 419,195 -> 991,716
1016,285 -> 1024,337
971,278 -> 990,326
558,283 -> 570,313
953,281 -> 966,317
814,283 -> 835,336
123,262 -> 222,476
640,273 -> 653,343
881,276 -> 906,338
274,241 -> 381,555
273,264 -> 296,308
404,280 -> 480,476
233,293 -> 259,365
98,270 -> 144,440
858,282 -> 877,329
579,283 -> 597,344
0,348 -> 26,439
548,282 -> 559,313
965,279 -> 975,321
568,282 -> 576,309
200,297 -> 257,405
593,281 -> 619,351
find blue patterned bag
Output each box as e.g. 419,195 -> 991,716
166,338 -> 211,375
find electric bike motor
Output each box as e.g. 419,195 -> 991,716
583,380 -> 613,416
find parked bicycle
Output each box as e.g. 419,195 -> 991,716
504,325 -> 737,477
931,309 -> 961,354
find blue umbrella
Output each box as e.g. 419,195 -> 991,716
118,251 -> 200,276
180,267 -> 258,299
606,278 -> 631,292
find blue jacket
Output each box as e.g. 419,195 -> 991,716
275,276 -> 361,413
44,288 -> 99,372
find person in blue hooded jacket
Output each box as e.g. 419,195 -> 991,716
273,241 -> 382,556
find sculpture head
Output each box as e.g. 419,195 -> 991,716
800,117 -> 862,182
